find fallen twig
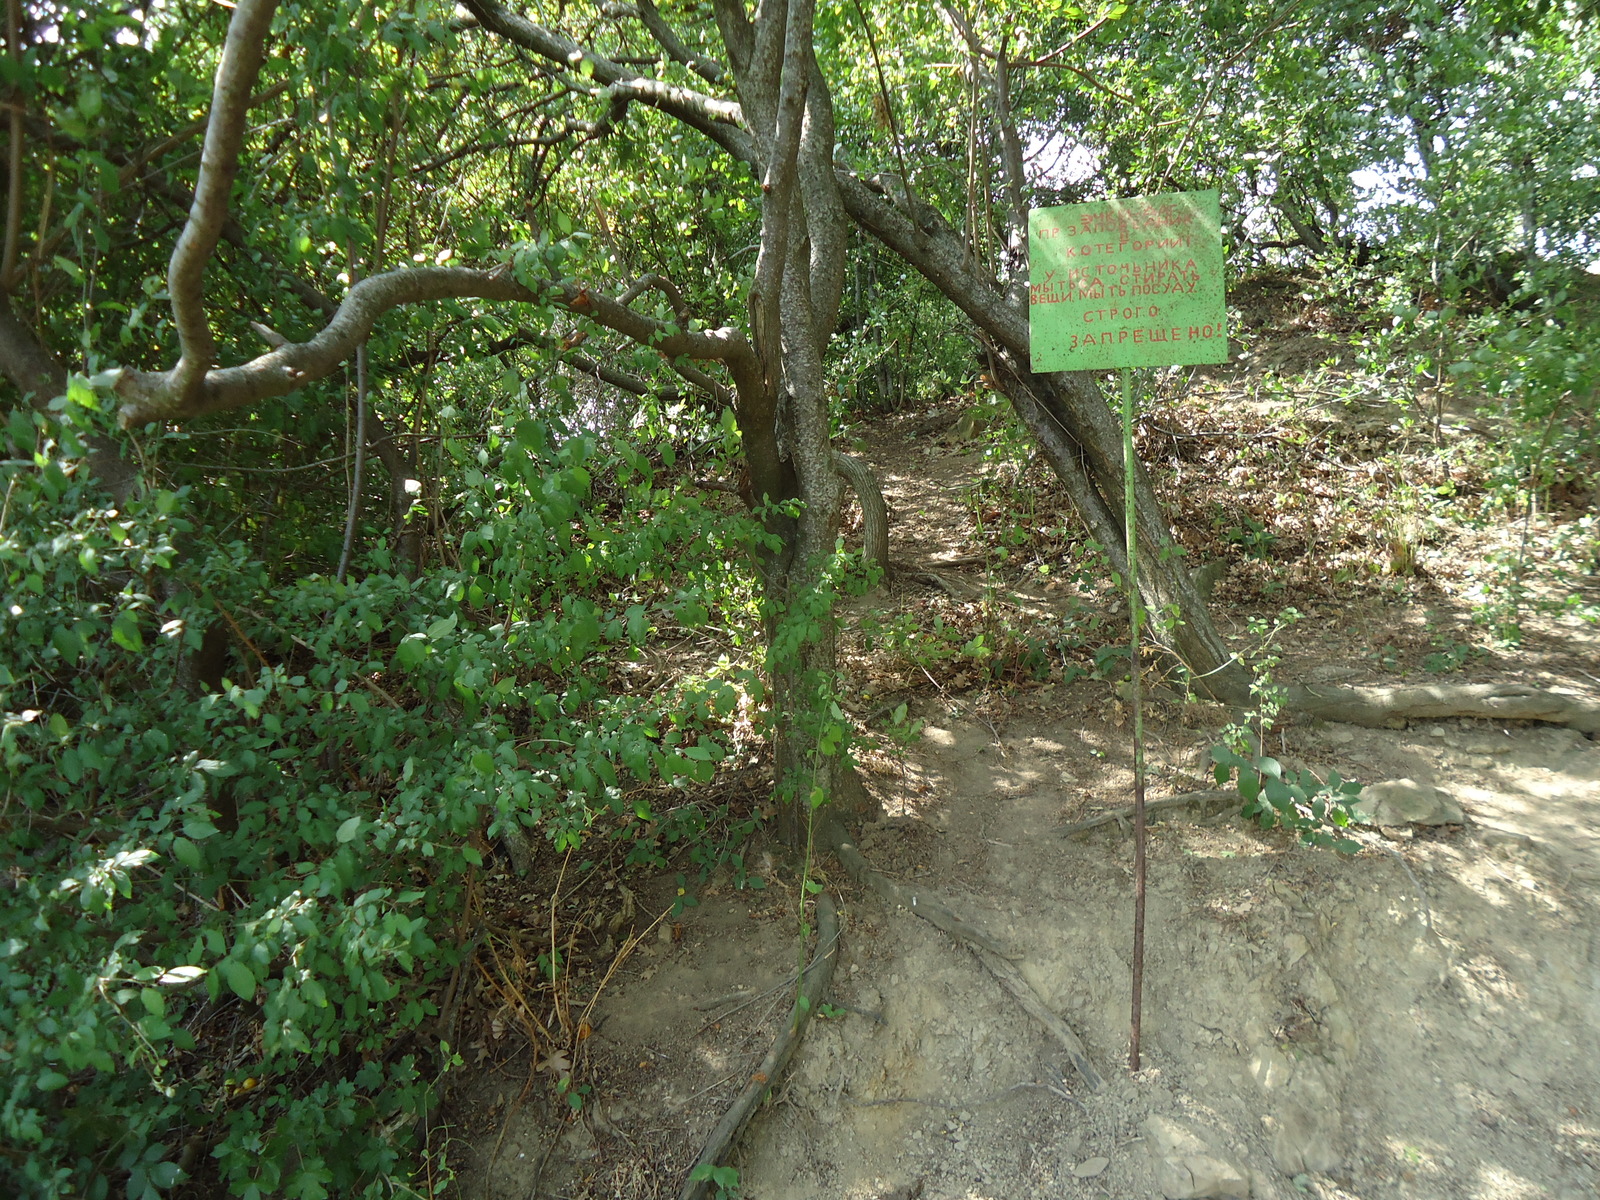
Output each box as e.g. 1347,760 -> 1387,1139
1056,790 -> 1235,837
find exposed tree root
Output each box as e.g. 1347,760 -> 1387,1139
1056,790 -> 1236,838
834,451 -> 889,571
820,816 -> 1012,956
819,816 -> 1103,1092
1284,681 -> 1600,735
678,895 -> 841,1200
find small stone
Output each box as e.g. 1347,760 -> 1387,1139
1352,778 -> 1463,827
1073,1156 -> 1110,1178
1428,726 -> 1447,737
1327,727 -> 1355,745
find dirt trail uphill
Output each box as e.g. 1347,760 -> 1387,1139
454,391 -> 1600,1200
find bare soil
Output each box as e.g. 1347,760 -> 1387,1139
447,361 -> 1600,1200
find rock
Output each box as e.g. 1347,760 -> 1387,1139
940,411 -> 980,443
1268,1102 -> 1341,1175
1073,1156 -> 1109,1178
1191,560 -> 1228,601
1142,1115 -> 1251,1199
1352,778 -> 1463,827
1248,1047 -> 1343,1175
1282,932 -> 1310,967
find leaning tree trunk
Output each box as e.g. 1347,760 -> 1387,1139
989,349 -> 1252,704
834,173 -> 1251,704
833,169 -> 1600,732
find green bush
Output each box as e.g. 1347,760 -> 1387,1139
1,400 -> 758,1197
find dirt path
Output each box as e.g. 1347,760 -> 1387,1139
454,407 -> 1600,1200
738,699 -> 1600,1200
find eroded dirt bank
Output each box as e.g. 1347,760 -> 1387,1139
456,687 -> 1599,1200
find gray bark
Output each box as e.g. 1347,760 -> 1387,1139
833,452 -> 888,570
836,170 -> 1251,703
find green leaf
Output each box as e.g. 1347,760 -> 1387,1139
395,635 -> 427,668
183,817 -> 219,840
1209,746 -> 1251,770
148,1162 -> 181,1189
220,960 -> 256,1001
171,837 -> 202,869
337,816 -> 362,843
112,609 -> 144,652
37,1070 -> 71,1092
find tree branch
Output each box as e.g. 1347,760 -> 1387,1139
114,265 -> 758,426
836,167 -> 1025,355
616,272 -> 692,326
2,0 -> 23,290
635,0 -> 726,84
798,39 -> 846,335
164,0 -> 279,408
484,323 -> 731,408
745,0 -> 810,379
117,79 -> 292,195
462,0 -> 759,171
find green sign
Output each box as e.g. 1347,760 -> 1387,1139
1028,189 -> 1227,372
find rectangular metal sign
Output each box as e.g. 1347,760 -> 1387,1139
1028,189 -> 1227,372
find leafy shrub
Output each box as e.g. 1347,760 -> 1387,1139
1,398 -> 759,1197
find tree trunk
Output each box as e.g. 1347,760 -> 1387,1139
836,173 -> 1251,704
833,451 -> 889,570
989,349 -> 1251,704
714,0 -> 853,846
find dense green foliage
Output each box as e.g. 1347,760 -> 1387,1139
2,393 -> 759,1196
